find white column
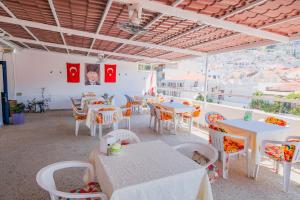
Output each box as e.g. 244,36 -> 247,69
201,55 -> 209,127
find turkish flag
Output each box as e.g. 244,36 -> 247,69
104,64 -> 116,83
66,63 -> 80,83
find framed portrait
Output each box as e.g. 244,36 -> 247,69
85,63 -> 100,85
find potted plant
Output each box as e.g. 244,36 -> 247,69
11,103 -> 25,125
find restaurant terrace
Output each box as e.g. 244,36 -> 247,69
0,0 -> 300,200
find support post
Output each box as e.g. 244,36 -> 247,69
201,55 -> 209,127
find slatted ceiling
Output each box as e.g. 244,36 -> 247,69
2,0 -> 56,25
0,22 -> 33,39
92,39 -> 120,52
69,49 -> 87,56
99,3 -> 132,39
64,34 -> 92,48
0,6 -> 10,17
28,28 -> 63,44
157,52 -> 188,60
47,46 -> 67,53
116,44 -> 147,55
24,42 -> 46,50
10,40 -> 26,48
138,49 -> 170,58
264,18 -> 300,36
176,0 -> 252,17
135,16 -> 195,44
109,55 -> 140,62
191,34 -> 265,52
164,27 -> 235,49
53,0 -> 107,33
226,0 -> 300,28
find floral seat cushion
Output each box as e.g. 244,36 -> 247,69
224,137 -> 244,153
59,182 -> 102,200
92,101 -> 104,105
265,143 -> 297,162
74,114 -> 87,120
205,112 -> 226,125
122,103 -> 132,117
265,116 -> 287,127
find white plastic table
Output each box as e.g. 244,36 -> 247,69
160,102 -> 194,133
88,141 -> 213,200
216,119 -> 288,177
160,102 -> 194,113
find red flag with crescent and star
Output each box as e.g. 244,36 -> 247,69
104,64 -> 116,83
66,63 -> 80,83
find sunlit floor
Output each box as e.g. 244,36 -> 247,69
0,110 -> 299,200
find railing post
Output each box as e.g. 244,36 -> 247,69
201,55 -> 209,127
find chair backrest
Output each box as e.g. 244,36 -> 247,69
36,161 -> 106,200
173,142 -> 218,168
147,102 -> 155,113
154,106 -> 171,120
205,112 -> 226,125
83,92 -> 96,97
106,129 -> 141,143
98,109 -> 121,125
286,136 -> 300,163
124,95 -> 134,103
208,129 -> 226,152
113,94 -> 127,107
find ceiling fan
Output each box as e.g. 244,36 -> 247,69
116,0 -> 147,35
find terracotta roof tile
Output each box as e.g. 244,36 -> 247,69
2,0 -> 56,25
28,28 -> 63,44
64,34 -> 92,48
0,22 -> 33,39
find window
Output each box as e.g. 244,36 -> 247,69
137,63 -> 152,71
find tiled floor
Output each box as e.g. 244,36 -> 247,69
0,110 -> 299,200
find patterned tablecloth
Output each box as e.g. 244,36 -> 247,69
87,141 -> 213,200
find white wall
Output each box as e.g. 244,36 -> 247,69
9,49 -> 152,109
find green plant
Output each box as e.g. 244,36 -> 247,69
253,91 -> 263,96
289,105 -> 300,116
11,103 -> 25,113
195,94 -> 204,101
286,92 -> 300,100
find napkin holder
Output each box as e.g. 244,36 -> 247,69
100,135 -> 116,154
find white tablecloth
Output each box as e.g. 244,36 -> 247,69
217,119 -> 288,176
160,102 -> 194,113
88,141 -> 213,200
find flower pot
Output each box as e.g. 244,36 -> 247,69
12,113 -> 25,125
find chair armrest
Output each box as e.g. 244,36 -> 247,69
286,136 -> 300,141
54,191 -> 108,200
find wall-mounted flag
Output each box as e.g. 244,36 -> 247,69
104,64 -> 116,83
66,63 -> 80,83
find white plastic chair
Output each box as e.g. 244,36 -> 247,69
71,103 -> 87,136
113,94 -> 127,107
147,102 -> 156,129
94,109 -> 121,138
155,106 -> 176,134
106,129 -> 141,143
209,129 -> 249,179
36,161 -> 108,200
121,104 -> 132,130
173,142 -> 218,168
257,136 -> 300,192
